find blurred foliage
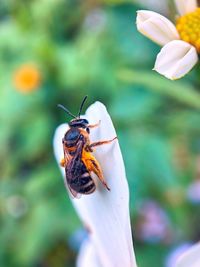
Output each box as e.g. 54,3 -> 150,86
1,0 -> 200,266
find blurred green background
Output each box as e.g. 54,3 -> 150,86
1,0 -> 200,266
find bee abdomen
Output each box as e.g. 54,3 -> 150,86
76,174 -> 96,194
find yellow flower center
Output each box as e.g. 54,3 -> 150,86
176,8 -> 200,52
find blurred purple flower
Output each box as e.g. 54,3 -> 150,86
135,200 -> 172,243
187,179 -> 200,204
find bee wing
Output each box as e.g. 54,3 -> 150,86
63,140 -> 70,162
63,140 -> 85,199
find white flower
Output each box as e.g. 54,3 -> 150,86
136,10 -> 179,46
153,40 -> 198,80
53,101 -> 137,267
175,242 -> 200,267
166,243 -> 193,267
77,238 -> 102,267
174,0 -> 197,16
136,0 -> 199,80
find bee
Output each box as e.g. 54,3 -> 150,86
58,96 -> 117,198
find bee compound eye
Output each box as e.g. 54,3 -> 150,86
86,128 -> 90,134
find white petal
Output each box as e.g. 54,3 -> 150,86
77,239 -> 102,267
175,242 -> 200,267
53,102 -> 137,267
154,40 -> 198,80
136,10 -> 179,46
174,0 -> 197,16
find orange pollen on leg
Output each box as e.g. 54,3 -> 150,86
176,7 -> 200,52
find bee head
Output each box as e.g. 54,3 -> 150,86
58,96 -> 90,133
69,118 -> 89,131
64,121 -> 89,145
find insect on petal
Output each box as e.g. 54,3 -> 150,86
136,10 -> 179,46
53,102 -> 137,267
153,40 -> 198,80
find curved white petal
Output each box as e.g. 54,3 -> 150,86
77,239 -> 102,267
174,0 -> 197,16
154,40 -> 198,80
175,242 -> 200,267
136,10 -> 179,46
53,102 -> 137,267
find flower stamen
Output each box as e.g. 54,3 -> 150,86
176,8 -> 200,52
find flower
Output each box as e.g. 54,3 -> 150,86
53,102 -> 137,267
175,242 -> 200,267
136,0 -> 199,80
166,243 -> 193,267
135,200 -> 172,244
13,64 -> 41,93
187,179 -> 200,204
77,238 -> 102,267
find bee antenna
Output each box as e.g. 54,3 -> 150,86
78,95 -> 88,117
57,104 -> 76,119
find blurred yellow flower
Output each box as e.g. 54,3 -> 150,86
13,64 -> 41,93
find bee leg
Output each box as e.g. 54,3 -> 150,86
88,120 -> 101,129
89,137 -> 117,149
60,158 -> 66,167
82,152 -> 110,191
90,159 -> 110,190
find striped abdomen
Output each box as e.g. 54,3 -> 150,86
66,160 -> 96,195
